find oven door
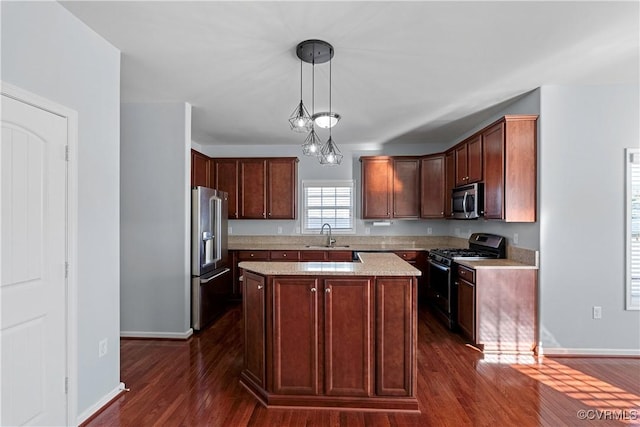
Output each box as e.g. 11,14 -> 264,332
428,258 -> 451,314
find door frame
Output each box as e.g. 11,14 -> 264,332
1,81 -> 79,424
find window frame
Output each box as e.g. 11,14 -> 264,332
626,148 -> 640,310
301,180 -> 355,235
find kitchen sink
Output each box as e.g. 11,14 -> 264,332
304,245 -> 350,249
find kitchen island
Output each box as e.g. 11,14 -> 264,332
239,252 -> 421,412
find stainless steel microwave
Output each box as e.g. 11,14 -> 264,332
451,183 -> 483,219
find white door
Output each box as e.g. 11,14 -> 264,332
1,94 -> 68,426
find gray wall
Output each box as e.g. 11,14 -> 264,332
539,85 -> 640,353
120,103 -> 191,336
1,1 -> 121,417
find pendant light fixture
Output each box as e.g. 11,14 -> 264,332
319,47 -> 343,165
302,46 -> 321,156
288,58 -> 312,132
293,39 -> 342,165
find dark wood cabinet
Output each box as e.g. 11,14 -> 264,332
455,134 -> 482,186
444,150 -> 455,218
482,116 -> 537,222
420,154 -> 446,218
191,149 -> 211,187
271,277 -> 372,397
361,157 -> 392,219
243,271 -> 266,389
272,277 -> 320,395
392,158 -> 420,218
361,156 -> 420,219
454,264 -> 538,354
267,158 -> 298,219
456,265 -> 475,341
213,159 -> 239,218
214,157 -> 298,220
240,271 -> 418,410
375,277 -> 415,396
239,159 -> 267,219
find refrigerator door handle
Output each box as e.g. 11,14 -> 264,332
200,268 -> 230,284
202,231 -> 214,241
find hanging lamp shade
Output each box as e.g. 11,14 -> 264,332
288,58 -> 312,132
302,128 -> 322,156
319,136 -> 343,165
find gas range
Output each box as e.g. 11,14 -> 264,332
429,233 -> 506,267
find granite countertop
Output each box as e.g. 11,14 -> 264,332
229,242 -> 440,251
455,258 -> 539,270
238,252 -> 422,277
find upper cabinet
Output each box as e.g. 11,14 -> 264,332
393,157 -> 421,219
191,149 -> 211,188
213,158 -> 239,218
420,154 -> 445,219
444,151 -> 455,218
482,115 -> 537,222
212,157 -> 298,220
361,156 -> 420,219
454,134 -> 482,186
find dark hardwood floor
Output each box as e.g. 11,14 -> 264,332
84,304 -> 640,426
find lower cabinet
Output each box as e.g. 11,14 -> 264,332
241,272 -> 417,410
272,277 -> 372,397
456,267 -> 475,341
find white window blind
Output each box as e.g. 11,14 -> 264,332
627,148 -> 640,310
302,181 -> 354,233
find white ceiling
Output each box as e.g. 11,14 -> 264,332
60,1 -> 639,147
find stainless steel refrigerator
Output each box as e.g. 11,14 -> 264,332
191,186 -> 231,331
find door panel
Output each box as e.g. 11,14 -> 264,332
1,95 -> 68,426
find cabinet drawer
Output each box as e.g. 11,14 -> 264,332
300,250 -> 327,261
327,251 -> 353,261
238,250 -> 270,261
457,265 -> 476,283
270,250 -> 300,261
394,251 -> 418,262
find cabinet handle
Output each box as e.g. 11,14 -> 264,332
250,253 -> 254,257
257,285 -> 263,290
311,287 -> 317,292
283,253 -> 287,257
441,211 -> 444,215
325,288 -> 331,294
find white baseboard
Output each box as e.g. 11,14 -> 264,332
540,347 -> 640,357
120,328 -> 193,340
76,382 -> 126,425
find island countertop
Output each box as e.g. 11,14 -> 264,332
238,252 -> 422,276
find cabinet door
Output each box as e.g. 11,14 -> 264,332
361,158 -> 392,219
444,151 -> 455,218
213,159 -> 239,219
267,158 -> 297,219
272,277 -> 319,395
392,158 -> 420,218
375,277 -> 414,396
482,122 -> 505,219
420,154 -> 445,218
467,134 -> 483,183
243,272 -> 266,389
191,150 -> 210,187
454,144 -> 468,186
457,278 -> 475,341
324,278 -> 372,397
239,159 -> 267,219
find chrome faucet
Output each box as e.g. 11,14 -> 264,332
320,223 -> 336,247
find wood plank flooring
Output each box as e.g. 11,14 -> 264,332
84,304 -> 640,426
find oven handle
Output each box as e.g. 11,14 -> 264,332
428,258 -> 450,272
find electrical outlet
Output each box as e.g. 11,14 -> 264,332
427,227 -> 433,235
513,233 -> 519,244
228,226 -> 233,235
593,306 -> 602,319
98,338 -> 108,358
277,226 -> 283,234
365,227 -> 371,235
